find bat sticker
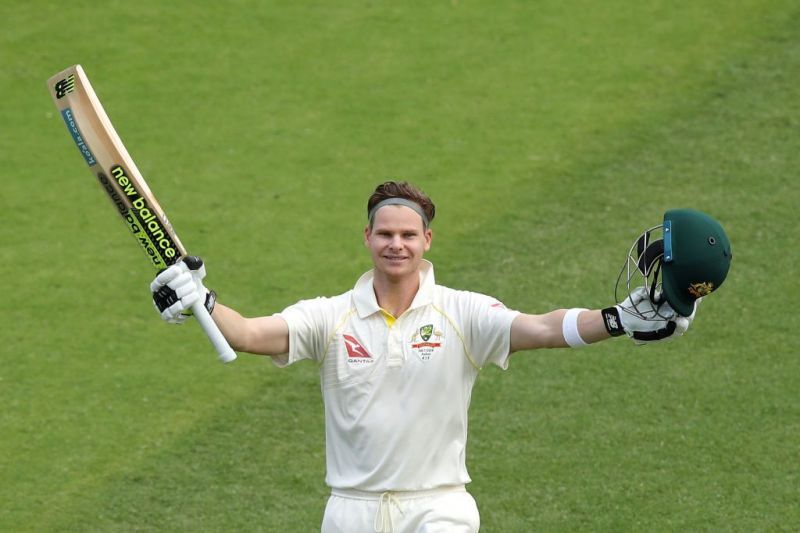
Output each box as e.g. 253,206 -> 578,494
60,108 -> 97,165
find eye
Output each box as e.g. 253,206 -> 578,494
708,236 -> 717,245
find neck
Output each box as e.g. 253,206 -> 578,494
372,270 -> 420,318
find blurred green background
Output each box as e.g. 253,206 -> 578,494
2,1 -> 798,530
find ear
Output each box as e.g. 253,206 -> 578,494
364,225 -> 371,247
423,228 -> 433,251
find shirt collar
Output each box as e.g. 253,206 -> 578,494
353,260 -> 436,319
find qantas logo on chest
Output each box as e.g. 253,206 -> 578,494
343,334 -> 373,364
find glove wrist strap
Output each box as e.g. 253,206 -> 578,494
205,290 -> 217,315
601,307 -> 626,337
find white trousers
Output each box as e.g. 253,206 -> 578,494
321,485 -> 480,533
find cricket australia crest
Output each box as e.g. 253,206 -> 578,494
688,281 -> 714,298
410,323 -> 444,362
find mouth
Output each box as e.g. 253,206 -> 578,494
383,255 -> 408,262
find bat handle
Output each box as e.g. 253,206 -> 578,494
191,300 -> 237,363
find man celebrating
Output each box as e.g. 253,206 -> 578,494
151,181 -> 730,532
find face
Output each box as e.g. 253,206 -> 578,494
364,205 -> 432,282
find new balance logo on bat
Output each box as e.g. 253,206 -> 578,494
110,165 -> 179,263
55,74 -> 76,99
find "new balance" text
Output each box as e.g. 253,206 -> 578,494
110,165 -> 178,262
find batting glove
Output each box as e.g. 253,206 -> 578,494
150,256 -> 216,324
602,287 -> 697,345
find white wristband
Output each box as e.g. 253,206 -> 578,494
562,308 -> 589,347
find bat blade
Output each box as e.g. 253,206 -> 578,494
48,65 -> 236,363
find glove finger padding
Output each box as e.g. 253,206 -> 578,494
161,300 -> 190,324
151,257 -> 211,324
620,287 -> 673,318
607,286 -> 696,345
631,321 -> 677,345
668,298 -> 699,339
673,316 -> 690,336
620,286 -> 650,308
153,284 -> 180,313
174,281 -> 199,300
150,262 -> 187,293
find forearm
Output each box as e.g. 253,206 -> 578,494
577,310 -> 612,344
510,309 -> 611,352
211,303 -> 290,356
510,292 -> 692,353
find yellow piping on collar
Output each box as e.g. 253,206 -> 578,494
380,309 -> 397,328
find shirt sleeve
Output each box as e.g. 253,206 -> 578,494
462,292 -> 520,370
273,297 -> 332,367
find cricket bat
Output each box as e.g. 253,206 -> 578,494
47,64 -> 236,363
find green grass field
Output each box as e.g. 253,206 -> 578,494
2,1 -> 799,530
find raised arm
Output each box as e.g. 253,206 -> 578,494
150,257 -> 289,357
510,287 -> 697,353
510,309 -> 610,352
210,303 -> 289,356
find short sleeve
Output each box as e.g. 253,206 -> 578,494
274,297 -> 332,367
462,293 -> 520,370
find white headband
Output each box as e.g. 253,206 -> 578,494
368,198 -> 430,227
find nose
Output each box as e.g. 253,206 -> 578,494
388,235 -> 404,250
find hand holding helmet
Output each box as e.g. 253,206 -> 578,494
610,208 -> 731,344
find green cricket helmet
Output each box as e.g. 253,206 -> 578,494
616,209 -> 732,317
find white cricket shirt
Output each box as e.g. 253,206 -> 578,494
275,261 -> 519,492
